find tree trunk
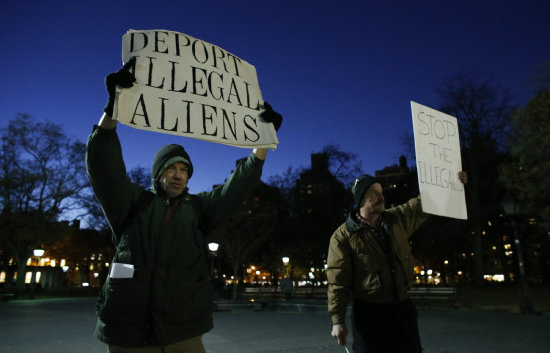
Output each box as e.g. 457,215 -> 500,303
231,253 -> 240,301
469,160 -> 485,287
15,256 -> 28,297
5,239 -> 29,298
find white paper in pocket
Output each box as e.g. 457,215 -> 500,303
109,263 -> 135,279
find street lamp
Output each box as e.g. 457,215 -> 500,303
501,193 -> 535,314
207,242 -> 219,277
31,248 -> 45,299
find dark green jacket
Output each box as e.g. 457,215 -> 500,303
326,197 -> 428,325
86,126 -> 264,346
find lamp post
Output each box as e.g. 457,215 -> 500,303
501,194 -> 535,314
281,257 -> 290,277
208,242 -> 219,277
281,257 -> 293,300
30,248 -> 45,299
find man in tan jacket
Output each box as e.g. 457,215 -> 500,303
327,173 -> 466,353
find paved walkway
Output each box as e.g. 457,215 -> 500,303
0,298 -> 548,352
207,301 -> 550,353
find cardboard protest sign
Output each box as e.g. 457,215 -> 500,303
113,29 -> 278,149
411,101 -> 467,220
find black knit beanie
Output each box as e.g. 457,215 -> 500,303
152,144 -> 193,181
351,174 -> 379,210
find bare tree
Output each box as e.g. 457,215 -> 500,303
208,182 -> 283,299
321,144 -> 364,189
0,114 -> 90,295
500,89 -> 550,229
435,71 -> 514,286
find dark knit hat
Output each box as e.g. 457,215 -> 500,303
351,174 -> 379,209
152,144 -> 193,180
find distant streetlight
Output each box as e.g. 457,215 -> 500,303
30,248 -> 45,299
207,242 -> 219,278
501,193 -> 535,314
281,257 -> 291,281
208,242 -> 219,253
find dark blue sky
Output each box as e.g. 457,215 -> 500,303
1,0 -> 549,193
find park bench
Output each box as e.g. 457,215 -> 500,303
242,287 -> 280,310
407,286 -> 457,309
294,287 -> 327,300
1,293 -> 15,302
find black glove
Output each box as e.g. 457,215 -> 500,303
260,101 -> 283,131
104,57 -> 136,117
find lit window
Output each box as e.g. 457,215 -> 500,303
0,272 -> 5,283
25,272 -> 32,284
35,272 -> 41,283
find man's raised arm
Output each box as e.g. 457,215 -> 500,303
98,58 -> 136,129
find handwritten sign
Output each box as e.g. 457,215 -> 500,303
113,29 -> 278,149
411,101 -> 467,219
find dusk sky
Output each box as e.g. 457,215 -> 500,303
1,1 -> 549,194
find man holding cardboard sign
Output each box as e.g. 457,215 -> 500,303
327,101 -> 468,352
327,171 -> 466,353
87,51 -> 281,352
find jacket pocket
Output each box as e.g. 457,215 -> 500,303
98,277 -> 149,325
164,278 -> 212,324
360,271 -> 382,294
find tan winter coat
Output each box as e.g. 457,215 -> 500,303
327,197 -> 428,325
